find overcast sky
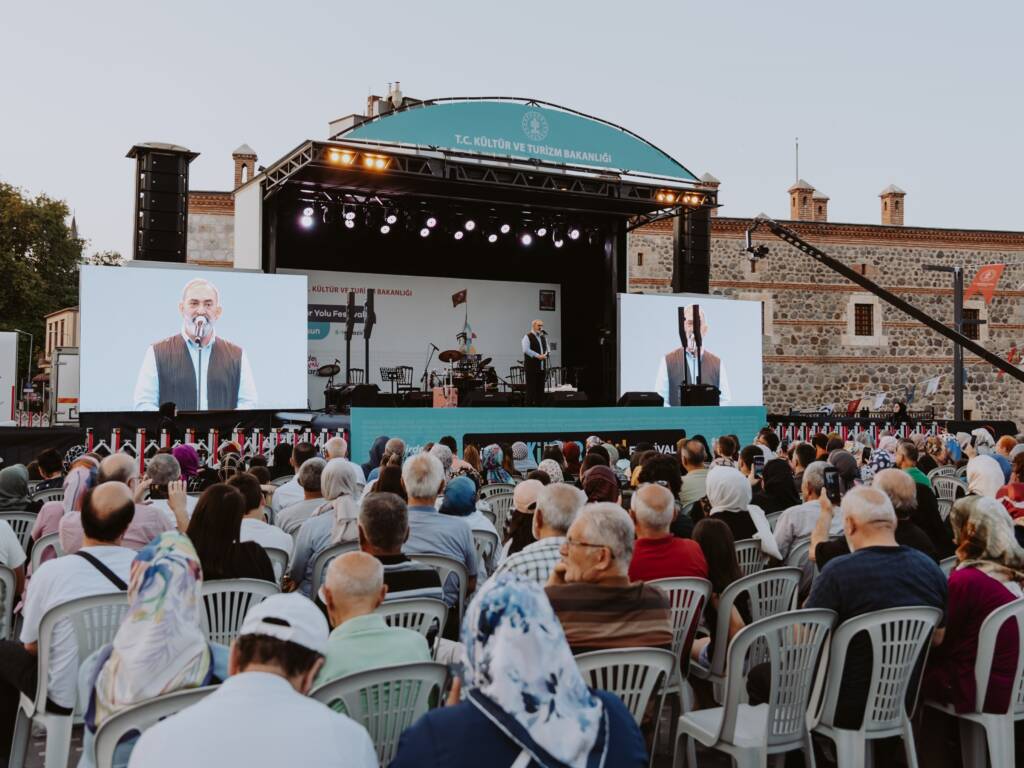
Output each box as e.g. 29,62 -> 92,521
2,1 -> 1021,257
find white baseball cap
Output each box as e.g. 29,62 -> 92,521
239,593 -> 329,655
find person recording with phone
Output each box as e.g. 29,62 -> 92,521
133,278 -> 258,411
521,319 -> 549,407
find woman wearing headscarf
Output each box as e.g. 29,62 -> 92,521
967,455 -> 1005,499
828,449 -> 861,495
751,458 -> 801,514
286,458 -> 362,597
430,443 -> 455,479
79,532 -> 225,768
361,435 -> 389,478
499,443 -> 518,480
582,465 -> 620,504
562,441 -> 582,478
171,444 -> 201,489
440,476 -> 500,575
511,442 -> 537,476
924,496 -> 1024,715
482,444 -> 514,486
705,466 -> 782,559
0,465 -> 39,514
389,575 -> 647,768
601,443 -> 629,487
31,454 -> 100,565
537,459 -> 564,484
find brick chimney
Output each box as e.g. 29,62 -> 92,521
880,184 -> 906,225
812,189 -> 829,222
788,179 -> 815,221
232,144 -> 257,190
699,172 -> 721,216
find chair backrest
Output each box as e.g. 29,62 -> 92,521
271,474 -> 294,487
648,577 -> 711,679
486,492 -> 515,538
310,661 -> 447,765
30,488 -> 65,504
954,465 -> 968,481
0,512 -> 37,552
574,647 -> 676,726
479,483 -> 515,501
972,598 -> 1024,716
347,368 -> 365,384
472,529 -> 499,570
734,538 -> 768,577
264,547 -> 289,585
311,541 -> 360,596
927,466 -> 955,481
785,538 -> 812,569
0,565 -> 16,641
764,510 -> 782,531
94,686 -> 217,768
33,592 -> 130,714
932,475 -> 966,502
709,568 -> 802,678
508,366 -> 526,386
717,609 -> 836,748
938,555 -> 957,576
818,605 -> 943,732
199,579 -> 280,646
31,531 -> 63,576
407,553 -> 468,619
375,597 -> 448,648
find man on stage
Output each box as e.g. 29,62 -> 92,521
655,304 -> 731,406
521,319 -> 549,406
133,278 -> 258,411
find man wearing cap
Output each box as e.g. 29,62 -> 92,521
128,593 -> 376,768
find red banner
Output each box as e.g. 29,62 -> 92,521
963,264 -> 1005,304
451,289 -> 467,307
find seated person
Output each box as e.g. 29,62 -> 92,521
32,449 -> 64,492
628,483 -> 707,581
357,492 -> 443,602
270,442 -> 319,518
491,483 -> 586,584
186,484 -> 275,583
276,457 -> 327,536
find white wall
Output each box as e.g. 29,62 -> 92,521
233,180 -> 262,270
0,333 -> 17,422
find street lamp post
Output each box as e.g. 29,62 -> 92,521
11,329 -> 33,406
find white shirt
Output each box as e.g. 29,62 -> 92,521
0,521 -> 26,569
271,478 -> 304,516
240,517 -> 294,557
128,671 -> 376,768
521,332 -> 548,359
655,350 -> 731,405
772,498 -> 843,559
148,495 -> 198,527
132,331 -> 258,411
21,545 -> 135,708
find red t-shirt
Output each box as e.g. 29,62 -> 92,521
628,535 -> 709,582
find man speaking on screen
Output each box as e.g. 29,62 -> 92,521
654,304 -> 731,406
133,278 -> 258,411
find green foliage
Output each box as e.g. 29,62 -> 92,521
84,250 -> 124,266
0,183 -> 83,372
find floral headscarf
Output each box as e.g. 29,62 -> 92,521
429,444 -> 454,479
92,532 -> 211,727
482,444 -> 513,485
462,575 -> 608,768
0,466 -> 30,511
537,459 -> 564,484
949,495 -> 1024,583
318,459 -> 362,544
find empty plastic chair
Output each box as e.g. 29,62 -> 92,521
199,579 -> 280,646
734,538 -> 768,577
485,492 -> 515,538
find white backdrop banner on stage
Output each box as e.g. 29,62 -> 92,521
286,270 -> 562,409
617,293 -> 764,406
0,333 -> 17,422
79,265 -> 308,412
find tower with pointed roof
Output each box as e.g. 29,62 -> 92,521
812,189 -> 829,222
879,184 -> 906,226
233,144 -> 257,190
788,179 -> 816,221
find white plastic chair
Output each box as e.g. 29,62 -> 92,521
0,565 -> 16,641
955,465 -> 969,482
932,476 -> 967,521
925,599 -> 1024,768
30,488 -> 65,504
0,512 -> 37,553
690,567 -> 802,703
375,597 -> 449,658
9,592 -> 130,768
310,661 -> 448,765
574,646 -> 676,726
648,577 -> 711,694
271,473 -> 294,487
672,608 -> 837,768
784,538 -> 812,569
472,529 -> 499,574
93,685 -> 217,768
264,546 -> 290,585
408,553 -> 469,620
199,579 -> 280,646
479,482 -> 515,501
764,510 -> 782,531
486,492 -> 515,538
734,538 -> 768,577
310,540 -> 359,596
939,555 -> 958,576
813,605 -> 943,768
927,466 -> 955,482
31,532 -> 63,576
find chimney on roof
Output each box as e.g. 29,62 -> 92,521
788,179 -> 816,221
232,144 -> 257,190
699,172 -> 721,217
880,184 -> 906,226
811,189 -> 829,222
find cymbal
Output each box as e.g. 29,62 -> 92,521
439,349 -> 464,364
316,363 -> 341,377
478,357 -> 493,367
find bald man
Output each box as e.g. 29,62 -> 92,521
315,552 -> 430,686
0,482 -> 136,735
522,318 -> 549,406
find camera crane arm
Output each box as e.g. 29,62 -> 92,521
744,214 -> 1024,385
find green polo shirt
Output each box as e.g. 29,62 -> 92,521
315,613 -> 431,687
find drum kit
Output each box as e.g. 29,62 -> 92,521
430,349 -> 499,396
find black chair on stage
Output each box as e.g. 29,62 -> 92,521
545,366 -> 564,388
347,368 -> 365,385
380,366 -> 414,395
507,366 -> 526,395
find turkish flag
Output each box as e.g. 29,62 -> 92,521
846,398 -> 861,416
451,289 -> 467,307
963,264 -> 1005,304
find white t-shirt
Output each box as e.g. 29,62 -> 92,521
128,671 -> 377,768
271,479 -> 304,516
240,518 -> 293,557
0,520 -> 27,569
20,545 -> 135,708
148,495 -> 198,527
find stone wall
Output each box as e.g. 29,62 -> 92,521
626,224 -> 674,293
187,212 -> 234,265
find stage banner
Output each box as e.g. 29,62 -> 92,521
287,270 -> 562,409
0,333 -> 16,424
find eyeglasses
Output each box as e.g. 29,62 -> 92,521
563,537 -> 612,557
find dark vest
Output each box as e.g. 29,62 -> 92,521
665,348 -> 721,406
525,332 -> 546,368
153,334 -> 243,411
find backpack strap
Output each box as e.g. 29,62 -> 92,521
74,551 -> 128,591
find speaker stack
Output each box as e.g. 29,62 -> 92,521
127,143 -> 198,263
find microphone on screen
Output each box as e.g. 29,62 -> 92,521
193,316 -> 207,344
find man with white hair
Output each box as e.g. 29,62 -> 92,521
628,483 -> 707,581
491,483 -> 586,584
401,453 -> 477,604
806,485 -> 946,729
316,552 -> 430,685
323,436 -> 366,487
144,452 -> 198,524
546,503 -> 672,653
772,460 -> 840,560
133,277 -> 258,411
655,304 -> 731,406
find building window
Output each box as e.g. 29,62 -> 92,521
854,303 -> 874,337
894,199 -> 900,211
963,307 -> 980,341
637,252 -> 644,267
816,205 -> 822,215
802,196 -> 808,206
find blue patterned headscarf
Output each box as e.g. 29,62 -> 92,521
482,444 -> 513,485
462,574 -> 608,768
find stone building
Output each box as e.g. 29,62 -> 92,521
184,145 -> 256,266
628,179 -> 1024,423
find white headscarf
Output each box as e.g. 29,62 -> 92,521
318,459 -> 362,544
705,466 -> 782,560
967,455 -> 1004,499
429,444 -> 454,479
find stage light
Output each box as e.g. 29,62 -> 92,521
420,227 -> 430,238
344,219 -> 355,229
380,224 -> 391,234
454,231 -> 464,240
303,207 -> 314,217
300,215 -> 314,229
374,157 -> 386,169
426,216 -> 437,229
385,212 -> 398,225
520,233 -> 533,246
363,156 -> 375,168
568,227 -> 581,240
328,149 -> 355,165
464,219 -> 476,232
499,223 -> 511,234
553,238 -> 564,248
536,226 -> 548,237
488,233 -> 498,243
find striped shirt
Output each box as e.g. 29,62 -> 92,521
545,581 -> 673,654
490,537 -> 565,585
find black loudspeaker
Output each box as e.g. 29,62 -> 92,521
672,207 -> 711,294
127,143 -> 198,263
680,384 -> 720,406
350,384 -> 381,407
463,391 -> 516,407
400,391 -> 432,408
546,391 -> 589,407
617,392 -> 665,407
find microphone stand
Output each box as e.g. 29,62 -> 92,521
421,344 -> 438,392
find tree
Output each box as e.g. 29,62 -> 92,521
0,183 -> 82,377
84,250 -> 124,266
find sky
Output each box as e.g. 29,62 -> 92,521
2,0 -> 1022,258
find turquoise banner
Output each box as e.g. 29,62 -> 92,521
350,406 -> 767,463
342,100 -> 697,182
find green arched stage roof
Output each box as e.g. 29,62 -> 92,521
340,98 -> 698,183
